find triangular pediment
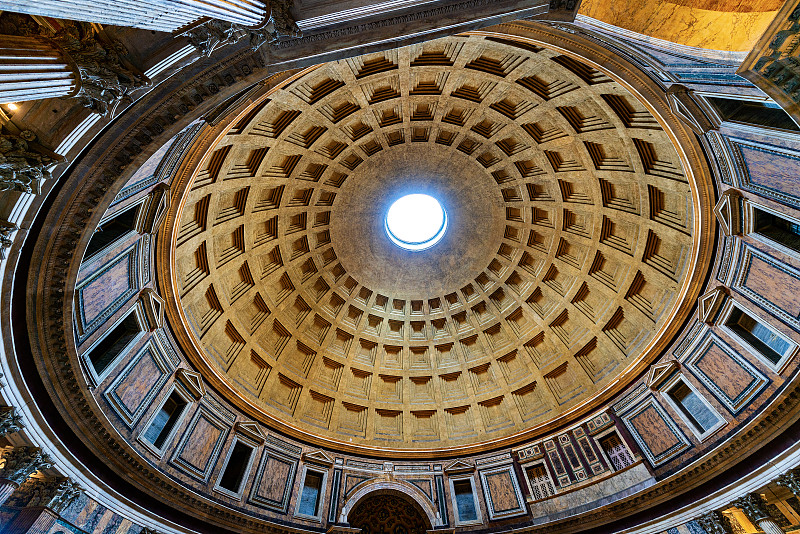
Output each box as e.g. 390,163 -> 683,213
234,421 -> 265,443
176,368 -> 205,399
302,449 -> 334,467
698,287 -> 727,324
666,85 -> 716,135
444,459 -> 474,474
714,189 -> 742,236
140,288 -> 164,331
647,361 -> 679,390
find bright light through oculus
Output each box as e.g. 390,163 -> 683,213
385,194 -> 447,251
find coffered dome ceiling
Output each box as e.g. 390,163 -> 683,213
160,34 -> 708,453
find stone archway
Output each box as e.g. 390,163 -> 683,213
340,480 -> 439,533
347,491 -> 431,534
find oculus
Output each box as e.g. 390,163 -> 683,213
385,193 -> 448,251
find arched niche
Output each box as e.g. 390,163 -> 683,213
340,479 -> 440,530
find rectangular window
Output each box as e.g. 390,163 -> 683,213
297,471 -> 323,517
85,204 -> 140,259
525,464 -> 555,500
453,479 -> 478,523
85,311 -> 141,376
707,96 -> 799,132
667,381 -> 720,434
218,441 -> 254,494
598,433 -> 633,471
753,208 -> 800,255
143,391 -> 187,449
725,306 -> 791,366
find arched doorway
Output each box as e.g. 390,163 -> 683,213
348,492 -> 432,534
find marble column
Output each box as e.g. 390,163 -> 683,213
0,16 -> 149,114
0,446 -> 52,505
0,406 -> 24,436
0,0 -> 271,32
732,493 -> 787,534
695,510 -> 734,534
4,476 -> 83,534
0,35 -> 77,104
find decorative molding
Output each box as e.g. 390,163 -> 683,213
736,0 -> 800,127
666,85 -> 716,135
0,219 -> 17,260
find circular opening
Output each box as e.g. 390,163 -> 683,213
385,194 -> 447,251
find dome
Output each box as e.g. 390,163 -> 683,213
158,35 -> 709,454
3,3 -> 800,534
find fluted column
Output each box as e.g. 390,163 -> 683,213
695,510 -> 734,534
732,493 -> 787,534
0,35 -> 77,104
1,0 -> 271,32
4,476 -> 83,534
0,447 -> 52,505
0,16 -> 149,114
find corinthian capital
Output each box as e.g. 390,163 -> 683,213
0,131 -> 62,195
45,20 -> 150,116
0,406 -> 24,436
0,446 -> 52,485
9,476 -> 83,513
732,493 -> 771,524
695,510 -> 734,534
777,469 -> 800,497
